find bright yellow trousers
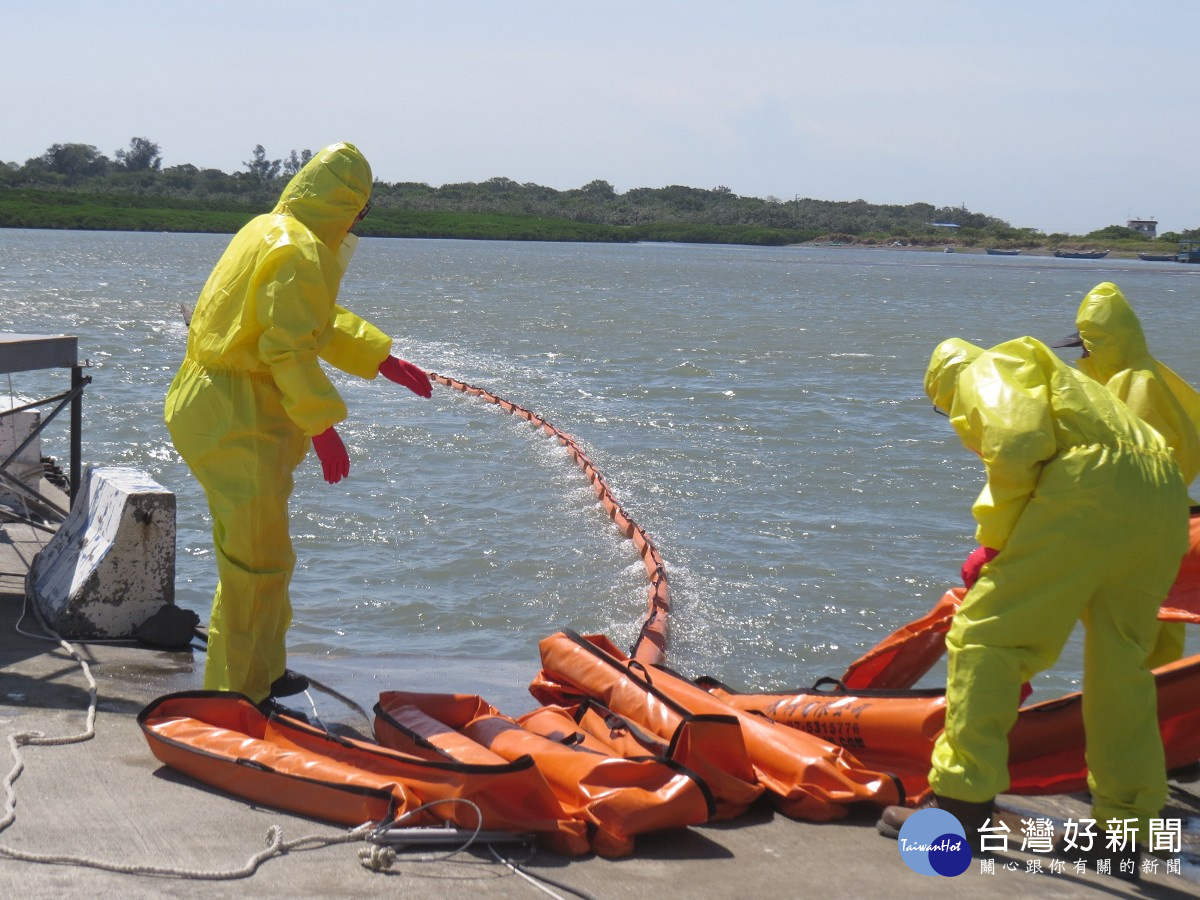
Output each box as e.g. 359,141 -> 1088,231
929,445 -> 1189,834
165,358 -> 310,703
1146,621 -> 1186,670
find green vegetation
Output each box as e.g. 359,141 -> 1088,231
3,138 -> 1198,250
0,188 -> 257,233
355,208 -> 632,243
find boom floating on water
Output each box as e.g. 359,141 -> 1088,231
430,372 -> 670,666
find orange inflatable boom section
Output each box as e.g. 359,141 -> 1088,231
431,373 -> 669,665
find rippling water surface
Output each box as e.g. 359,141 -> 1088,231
3,230 -> 1198,697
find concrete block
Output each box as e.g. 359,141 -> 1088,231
0,410 -> 43,507
28,466 -> 176,639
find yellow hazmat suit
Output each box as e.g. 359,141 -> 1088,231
1070,281 -> 1200,667
164,143 -> 392,703
1073,282 -> 1200,488
924,336 -> 1189,835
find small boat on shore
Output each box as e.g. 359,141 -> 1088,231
1053,249 -> 1109,259
1139,252 -> 1178,262
985,248 -> 1021,256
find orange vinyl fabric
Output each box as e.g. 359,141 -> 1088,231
139,691 -> 590,856
703,658 -> 1200,804
520,701 -> 765,822
530,630 -> 904,821
840,515 -> 1200,694
714,527 -> 1200,806
1162,511 -> 1200,621
698,678 -> 945,800
374,691 -> 711,858
839,588 -> 966,691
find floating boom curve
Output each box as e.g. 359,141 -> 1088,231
430,373 -> 670,665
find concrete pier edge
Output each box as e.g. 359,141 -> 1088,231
0,514 -> 1196,898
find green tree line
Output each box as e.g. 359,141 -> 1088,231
4,138 -> 1197,248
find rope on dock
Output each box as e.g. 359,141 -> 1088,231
0,587 -> 377,879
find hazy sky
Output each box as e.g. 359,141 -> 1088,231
6,1 -> 1198,235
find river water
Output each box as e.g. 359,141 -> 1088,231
2,230 -> 1198,701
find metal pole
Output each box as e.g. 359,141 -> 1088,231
70,364 -> 83,503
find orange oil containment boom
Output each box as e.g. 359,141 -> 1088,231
709,511 -> 1200,803
704,653 -> 1200,803
138,691 -> 591,856
373,691 -> 712,858
530,630 -> 904,821
840,510 -> 1200,691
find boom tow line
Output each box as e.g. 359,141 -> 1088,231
430,373 -> 669,666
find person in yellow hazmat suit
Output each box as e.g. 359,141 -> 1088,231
1051,281 -> 1200,667
878,336 -> 1189,879
164,142 -> 433,706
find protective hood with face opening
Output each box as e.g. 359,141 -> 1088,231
275,142 -> 373,249
1073,282 -> 1148,383
923,334 -> 1176,550
1072,282 -> 1200,487
924,338 -> 983,419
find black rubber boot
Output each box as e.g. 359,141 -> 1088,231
934,795 -> 995,853
877,794 -> 994,854
269,668 -> 310,698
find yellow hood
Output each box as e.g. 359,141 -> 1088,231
1074,282 -> 1149,384
274,142 -> 372,247
924,338 -> 983,413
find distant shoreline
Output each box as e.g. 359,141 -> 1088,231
811,243 -> 1174,260
0,217 -> 1165,260
0,185 -> 1184,254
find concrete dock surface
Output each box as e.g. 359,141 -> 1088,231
2,519 -> 1198,899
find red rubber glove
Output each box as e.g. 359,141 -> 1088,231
961,545 -> 999,589
311,426 -> 349,484
379,355 -> 433,398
